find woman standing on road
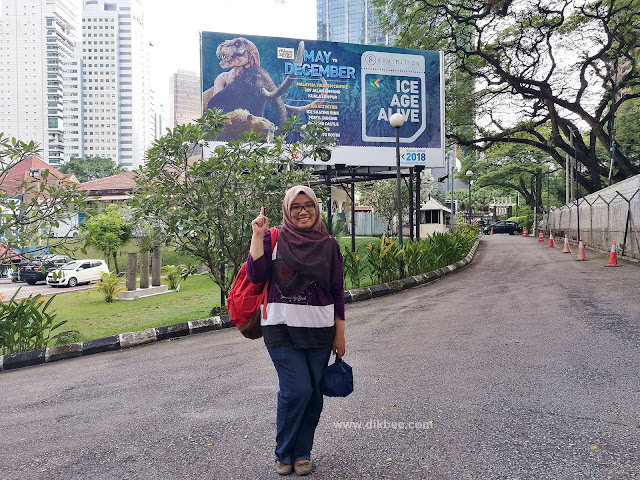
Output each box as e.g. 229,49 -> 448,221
246,185 -> 346,476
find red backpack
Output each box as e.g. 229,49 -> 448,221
227,227 -> 279,339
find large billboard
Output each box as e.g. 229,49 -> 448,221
200,32 -> 444,168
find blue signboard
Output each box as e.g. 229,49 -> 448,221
200,32 -> 444,167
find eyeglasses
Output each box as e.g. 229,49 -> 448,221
290,202 -> 316,214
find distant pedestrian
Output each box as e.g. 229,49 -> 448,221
246,185 -> 346,476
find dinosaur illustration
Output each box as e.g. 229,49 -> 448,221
203,37 -> 328,134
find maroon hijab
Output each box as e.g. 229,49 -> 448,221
276,185 -> 336,294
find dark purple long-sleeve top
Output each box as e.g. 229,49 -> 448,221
246,228 -> 344,348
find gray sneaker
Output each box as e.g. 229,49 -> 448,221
275,461 -> 293,475
294,460 -> 313,476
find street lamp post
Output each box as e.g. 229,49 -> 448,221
390,113 -> 405,247
466,170 -> 473,223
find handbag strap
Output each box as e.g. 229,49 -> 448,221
261,227 -> 279,319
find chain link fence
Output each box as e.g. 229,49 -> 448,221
546,175 -> 640,259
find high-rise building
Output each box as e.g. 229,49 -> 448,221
78,0 -> 154,169
62,46 -> 84,163
317,0 -> 389,46
168,69 -> 200,129
0,0 -> 81,166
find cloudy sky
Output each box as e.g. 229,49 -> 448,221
145,0 -> 317,112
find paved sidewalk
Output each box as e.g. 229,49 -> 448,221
1,235 -> 639,479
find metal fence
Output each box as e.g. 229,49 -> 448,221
350,211 -> 387,236
546,174 -> 640,259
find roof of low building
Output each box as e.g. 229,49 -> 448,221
420,196 -> 452,213
78,171 -> 137,193
1,156 -> 79,199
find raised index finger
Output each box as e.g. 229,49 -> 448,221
260,206 -> 265,217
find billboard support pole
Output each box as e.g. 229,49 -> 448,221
416,166 -> 421,240
351,181 -> 356,252
409,168 -> 414,241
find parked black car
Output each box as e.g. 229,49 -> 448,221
483,220 -> 522,235
18,254 -> 74,285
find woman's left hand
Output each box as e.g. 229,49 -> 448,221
333,318 -> 346,358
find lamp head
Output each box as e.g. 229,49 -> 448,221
389,113 -> 405,128
466,170 -> 473,177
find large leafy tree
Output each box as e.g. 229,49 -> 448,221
59,156 -> 125,183
81,204 -> 132,274
380,0 -> 640,193
132,109 -> 334,309
0,134 -> 87,262
464,140 -> 556,208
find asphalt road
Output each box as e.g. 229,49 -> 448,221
1,235 -> 639,479
0,278 -> 95,300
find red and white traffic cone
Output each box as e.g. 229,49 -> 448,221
576,238 -> 588,261
490,227 -> 494,235
522,227 -> 528,237
538,231 -> 544,242
606,240 -> 620,267
548,232 -> 554,248
562,235 -> 571,253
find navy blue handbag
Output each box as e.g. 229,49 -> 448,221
320,357 -> 354,397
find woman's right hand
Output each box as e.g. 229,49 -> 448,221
251,207 -> 269,236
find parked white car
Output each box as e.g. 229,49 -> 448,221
46,259 -> 109,287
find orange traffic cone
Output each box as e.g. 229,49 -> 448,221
548,232 -> 554,248
562,235 -> 571,253
522,227 -> 528,237
490,227 -> 494,235
576,238 -> 588,261
606,240 -> 619,267
538,231 -> 544,242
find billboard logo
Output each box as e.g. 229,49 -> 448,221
361,51 -> 427,143
277,47 -> 295,60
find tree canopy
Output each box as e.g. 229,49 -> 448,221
81,204 -> 132,274
0,134 -> 87,262
59,156 -> 125,183
132,109 -> 334,308
380,0 -> 640,193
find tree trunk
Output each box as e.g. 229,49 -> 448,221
113,251 -> 119,274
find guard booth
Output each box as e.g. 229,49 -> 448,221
419,197 -> 451,237
488,197 -> 516,219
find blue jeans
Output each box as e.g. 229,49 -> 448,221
267,344 -> 332,465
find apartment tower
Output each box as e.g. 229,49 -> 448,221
0,0 -> 81,166
79,0 -> 153,169
168,69 -> 200,129
317,0 -> 388,45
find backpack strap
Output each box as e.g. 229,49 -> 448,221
261,227 -> 279,319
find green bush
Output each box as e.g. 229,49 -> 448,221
342,227 -> 478,287
0,290 -> 66,354
95,272 -> 126,303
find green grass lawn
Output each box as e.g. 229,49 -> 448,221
45,236 -> 380,345
50,274 -> 220,344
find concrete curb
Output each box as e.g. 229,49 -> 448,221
0,239 -> 480,373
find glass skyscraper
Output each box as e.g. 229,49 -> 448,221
317,0 -> 389,46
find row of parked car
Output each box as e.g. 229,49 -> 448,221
12,254 -> 109,287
